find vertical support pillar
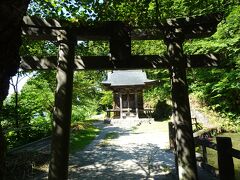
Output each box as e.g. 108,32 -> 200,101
165,31 -> 198,180
48,29 -> 76,180
119,93 -> 123,119
168,121 -> 175,150
134,92 -> 139,118
106,108 -> 110,118
109,22 -> 131,66
217,137 -> 235,180
127,93 -> 130,112
201,145 -> 208,164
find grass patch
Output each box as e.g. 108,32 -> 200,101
131,126 -> 138,132
98,141 -> 109,147
98,132 -> 119,147
70,120 -> 100,153
104,132 -> 119,140
133,120 -> 170,134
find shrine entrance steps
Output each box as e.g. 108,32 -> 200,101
107,118 -> 154,127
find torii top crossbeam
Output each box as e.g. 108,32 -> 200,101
20,13 -> 222,71
22,13 -> 222,40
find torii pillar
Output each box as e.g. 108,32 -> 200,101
165,30 -> 198,179
48,29 -> 76,180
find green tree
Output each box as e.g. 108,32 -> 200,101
1,72 -> 54,148
184,5 -> 240,127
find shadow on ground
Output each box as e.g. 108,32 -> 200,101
13,121 -> 217,180
68,124 -> 176,179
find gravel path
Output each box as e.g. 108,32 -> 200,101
33,118 -> 218,180
68,119 -> 177,179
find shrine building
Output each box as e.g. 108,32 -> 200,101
102,70 -> 156,119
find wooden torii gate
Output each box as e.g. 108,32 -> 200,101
20,14 -> 222,180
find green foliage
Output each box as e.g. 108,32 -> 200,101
152,100 -> 172,121
20,38 -> 57,56
72,71 -> 106,116
144,70 -> 171,107
132,40 -> 166,55
28,0 -> 238,27
104,132 -> 119,140
19,74 -> 54,114
1,70 -> 108,148
214,5 -> 240,38
28,0 -> 98,21
70,121 -> 100,153
98,90 -> 113,111
185,5 -> 240,127
99,132 -> 119,147
76,41 -> 109,56
1,73 -> 54,148
189,69 -> 240,121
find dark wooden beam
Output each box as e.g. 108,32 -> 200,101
217,137 -> 235,180
22,26 -> 59,41
22,14 -> 222,40
23,16 -> 62,28
109,22 -> 131,61
186,54 -> 219,67
21,25 -> 219,41
183,24 -> 219,39
20,56 -> 58,70
20,54 -> 220,70
22,16 -> 111,40
22,16 -> 63,40
161,13 -> 222,28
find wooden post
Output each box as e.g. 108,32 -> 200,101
127,93 -> 130,113
217,137 -> 235,180
48,29 -> 75,180
107,109 -> 110,118
119,93 -> 123,119
109,22 -> 131,62
201,145 -> 208,164
168,122 -> 175,150
134,93 -> 139,118
168,121 -> 179,176
165,31 -> 198,180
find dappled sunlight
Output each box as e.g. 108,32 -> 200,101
69,144 -> 175,179
68,121 -> 177,179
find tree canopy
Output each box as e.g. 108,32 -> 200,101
27,0 -> 237,25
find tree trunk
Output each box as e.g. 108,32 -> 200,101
0,87 -> 7,179
15,91 -> 20,138
0,0 -> 30,178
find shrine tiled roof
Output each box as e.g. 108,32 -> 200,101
102,70 -> 156,87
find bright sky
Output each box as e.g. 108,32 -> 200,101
8,75 -> 29,96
